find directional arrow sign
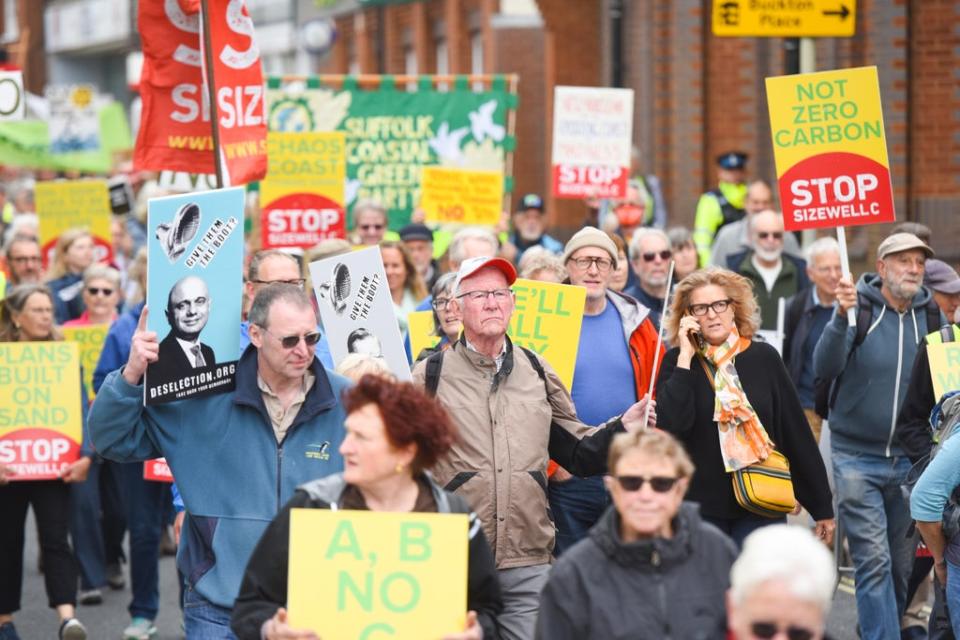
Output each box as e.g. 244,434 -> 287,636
712,0 -> 856,38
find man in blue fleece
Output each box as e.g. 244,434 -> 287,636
88,284 -> 350,638
814,232 -> 940,640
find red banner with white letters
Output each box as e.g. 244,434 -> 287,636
134,0 -> 266,185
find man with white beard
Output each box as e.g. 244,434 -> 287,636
726,209 -> 810,330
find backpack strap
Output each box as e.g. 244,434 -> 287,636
424,349 -> 445,397
517,346 -> 546,383
852,291 -> 873,347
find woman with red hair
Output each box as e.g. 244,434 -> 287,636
230,376 -> 502,640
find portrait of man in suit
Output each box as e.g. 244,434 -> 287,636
155,275 -> 216,376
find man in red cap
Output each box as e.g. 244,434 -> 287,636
412,255 -> 655,640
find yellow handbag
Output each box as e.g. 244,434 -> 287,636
731,450 -> 797,518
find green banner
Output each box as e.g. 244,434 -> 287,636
266,75 -> 517,228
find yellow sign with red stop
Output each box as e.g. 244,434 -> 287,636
765,66 -> 894,231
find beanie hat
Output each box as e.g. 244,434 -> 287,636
562,226 -> 619,270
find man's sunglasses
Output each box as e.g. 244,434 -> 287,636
750,621 -> 816,640
757,231 -> 784,240
87,287 -> 115,296
614,476 -> 678,493
259,326 -> 322,349
641,250 -> 672,263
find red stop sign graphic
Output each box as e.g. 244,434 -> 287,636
262,192 -> 345,249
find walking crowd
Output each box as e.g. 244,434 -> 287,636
1,148 -> 959,640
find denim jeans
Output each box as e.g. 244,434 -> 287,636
548,476 -> 609,556
70,456 -> 106,590
120,462 -> 168,621
183,586 -> 238,639
701,512 -> 785,549
833,449 -> 916,640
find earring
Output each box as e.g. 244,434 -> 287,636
395,463 -> 404,474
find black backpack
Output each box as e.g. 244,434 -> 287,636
423,345 -> 546,397
814,292 -> 945,419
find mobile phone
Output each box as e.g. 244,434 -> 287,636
685,313 -> 705,350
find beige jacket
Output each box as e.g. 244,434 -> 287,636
412,337 -> 623,569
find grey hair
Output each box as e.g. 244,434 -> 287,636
430,272 -> 459,337
729,524 -> 835,613
519,249 -> 566,282
804,236 -> 841,264
82,263 -> 121,288
448,227 -> 498,266
248,249 -> 301,282
247,283 -> 314,329
628,227 -> 671,261
666,226 -> 694,250
746,209 -> 782,234
353,199 -> 387,222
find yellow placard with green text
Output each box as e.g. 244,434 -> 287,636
36,180 -> 113,266
765,66 -> 894,231
62,324 -> 109,401
420,167 -> 503,226
0,342 -> 82,480
509,279 -> 585,389
287,509 -> 468,639
408,310 -> 440,361
928,342 -> 960,401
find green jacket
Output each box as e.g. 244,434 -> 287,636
732,251 -> 811,330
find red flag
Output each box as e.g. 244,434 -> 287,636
133,0 -> 266,185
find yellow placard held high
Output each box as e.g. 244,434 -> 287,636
36,180 -> 113,266
287,509 -> 468,639
509,279 -> 586,389
408,310 -> 441,361
420,167 -> 503,226
62,324 -> 109,401
0,342 -> 83,480
928,342 -> 960,401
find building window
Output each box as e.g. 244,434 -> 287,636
2,0 -> 18,44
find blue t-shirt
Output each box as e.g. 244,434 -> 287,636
571,301 -> 637,425
797,304 -> 834,408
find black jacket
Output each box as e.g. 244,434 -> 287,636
535,503 -> 736,640
656,342 -> 834,521
896,335 -> 941,464
230,473 -> 502,640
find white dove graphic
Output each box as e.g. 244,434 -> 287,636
469,100 -> 505,143
428,122 -> 469,163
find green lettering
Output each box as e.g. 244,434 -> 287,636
797,82 -> 815,102
945,346 -> 960,368
512,314 -> 532,339
398,523 -> 431,562
326,521 -> 363,560
380,572 -> 420,613
359,623 -> 395,639
337,570 -> 373,612
937,372 -> 960,394
791,105 -> 807,124
553,291 -> 571,317
533,317 -> 548,341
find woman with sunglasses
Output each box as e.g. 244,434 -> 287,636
656,268 -> 834,548
728,524 -> 836,640
535,429 -> 737,640
62,265 -> 121,328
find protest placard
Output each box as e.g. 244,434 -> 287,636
0,71 -> 24,121
62,324 -> 109,401
261,132 -> 347,249
47,84 -> 102,154
310,247 -> 411,380
144,457 -> 174,482
928,342 -> 960,401
145,188 -> 244,405
36,179 -> 113,267
420,167 -> 503,226
0,342 -> 83,480
509,279 -> 586,388
407,310 -> 440,361
288,509 -> 468,639
551,86 -> 633,199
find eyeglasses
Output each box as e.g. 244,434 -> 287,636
250,278 -> 306,288
10,256 -> 42,264
750,621 -> 816,640
568,256 -> 613,272
614,476 -> 679,493
258,326 -> 322,349
432,297 -> 454,310
456,288 -> 513,303
757,231 -> 784,241
87,287 -> 115,296
641,250 -> 672,263
688,299 -> 733,317
359,224 -> 384,231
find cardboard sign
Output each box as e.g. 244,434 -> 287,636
509,279 -> 586,389
261,132 -> 347,249
551,86 -> 633,199
0,342 -> 83,480
420,167 -> 503,226
36,180 -> 114,267
145,188 -> 244,405
309,247 -> 411,380
928,342 -> 960,401
766,66 -> 894,231
62,324 -> 109,401
144,457 -> 174,482
0,71 -> 24,121
47,84 -> 103,153
712,0 -> 856,38
408,310 -> 441,361
288,509 -> 468,639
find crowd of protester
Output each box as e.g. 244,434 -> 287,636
0,147 -> 958,640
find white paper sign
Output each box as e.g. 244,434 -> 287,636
0,71 -> 24,121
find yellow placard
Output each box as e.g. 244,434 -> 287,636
0,342 -> 83,480
408,310 -> 440,361
712,0 -> 856,37
420,167 -> 503,226
509,279 -> 586,389
62,324 -> 109,401
287,509 -> 468,639
36,180 -> 112,264
928,343 -> 960,401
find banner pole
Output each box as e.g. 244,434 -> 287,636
643,259 -> 674,429
836,226 -> 856,326
200,0 -> 224,189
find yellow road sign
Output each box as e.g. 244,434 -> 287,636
712,0 -> 856,38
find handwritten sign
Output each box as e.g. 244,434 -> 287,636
62,324 -> 109,401
36,180 -> 113,267
408,310 -> 441,361
928,342 -> 960,401
0,342 -> 83,480
420,167 -> 503,226
144,457 -> 174,482
288,509 -> 468,639
509,279 -> 586,388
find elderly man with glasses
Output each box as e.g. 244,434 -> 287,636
412,253 -> 657,640
624,227 -> 675,330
